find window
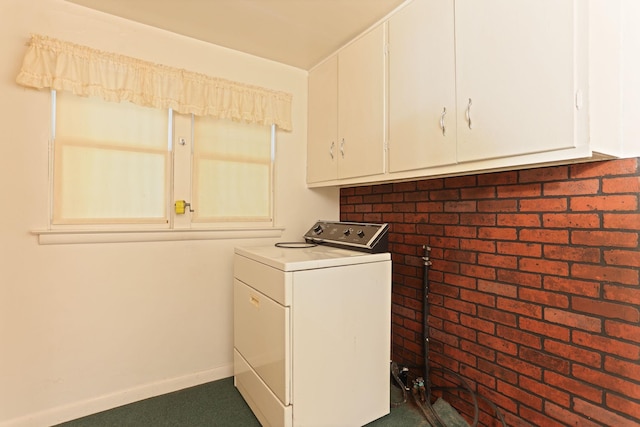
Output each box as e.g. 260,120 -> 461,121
51,91 -> 275,230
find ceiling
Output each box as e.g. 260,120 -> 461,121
65,0 -> 407,70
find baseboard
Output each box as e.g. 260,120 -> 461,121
0,364 -> 233,427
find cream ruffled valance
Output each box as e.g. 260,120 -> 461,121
16,34 -> 293,131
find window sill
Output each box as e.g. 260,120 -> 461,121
32,227 -> 284,245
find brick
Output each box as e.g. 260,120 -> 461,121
497,241 -> 542,257
497,183 -> 542,198
542,213 -> 601,228
604,213 -> 640,230
460,313 -> 495,334
604,249 -> 640,268
460,213 -> 496,226
478,332 -> 518,355
519,288 -> 569,308
604,355 -> 640,382
362,194 -> 382,204
603,284 -> 640,305
477,279 -> 517,298
362,213 -> 383,222
573,330 -> 640,359
445,175 -> 477,188
606,393 -> 640,421
444,225 -> 477,238
497,213 -> 541,227
477,199 -> 516,212
497,379 -> 543,411
478,226 -> 518,240
571,158 -> 638,178
519,317 -> 570,341
443,273 -> 477,290
497,324 -> 542,349
416,201 -> 444,212
519,228 -> 569,244
543,276 -> 600,298
382,212 -> 405,223
497,352 -> 542,380
572,372 -> 640,406
573,399 -> 638,427
544,339 -> 601,367
572,263 -> 639,286
429,213 -> 459,224
478,170 -> 518,185
543,245 -> 601,263
460,238 -> 496,253
416,178 -> 444,190
477,358 -> 518,384
430,188 -> 460,201
571,230 -> 638,247
429,236 -> 460,250
519,258 -> 569,276
404,191 -> 429,202
519,407 -> 566,427
382,192 -> 404,203
392,181 -> 416,192
545,401 -> 602,427
478,253 -> 517,269
460,364 -> 497,389
544,308 -> 601,332
519,165 -> 569,183
444,200 -> 476,212
444,320 -> 476,342
543,179 -> 600,196
460,289 -> 496,308
602,176 -> 640,193
519,375 -> 570,408
461,185 -> 497,200
498,269 -> 542,288
519,197 -> 568,212
605,319 -> 640,344
460,340 -> 496,362
444,296 -> 477,316
354,204 -> 372,213
544,371 -> 603,403
497,297 -> 543,319
520,347 -> 570,374
443,344 -> 477,368
460,263 -> 496,280
571,195 -> 638,211
415,223 -> 444,236
573,296 -> 640,322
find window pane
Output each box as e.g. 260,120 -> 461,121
193,117 -> 272,222
53,92 -> 169,224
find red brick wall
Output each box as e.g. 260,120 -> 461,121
340,158 -> 640,427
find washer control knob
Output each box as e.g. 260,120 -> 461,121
357,230 -> 365,238
313,224 -> 324,235
343,228 -> 352,236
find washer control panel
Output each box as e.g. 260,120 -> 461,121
303,220 -> 389,253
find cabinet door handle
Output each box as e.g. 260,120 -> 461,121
330,141 -> 335,159
340,138 -> 345,158
465,98 -> 473,129
440,107 -> 447,136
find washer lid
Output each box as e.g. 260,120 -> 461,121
235,244 -> 390,271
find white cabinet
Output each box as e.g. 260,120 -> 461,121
454,0 -> 586,163
388,0 -> 457,172
307,24 -> 386,184
388,0 -> 587,174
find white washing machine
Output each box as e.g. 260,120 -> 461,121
233,221 -> 392,427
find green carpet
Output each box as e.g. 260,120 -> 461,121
55,377 -> 468,426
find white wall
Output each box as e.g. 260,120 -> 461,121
0,1 -> 338,426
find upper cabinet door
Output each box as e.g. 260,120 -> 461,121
455,0 -> 584,163
338,24 -> 386,180
307,55 -> 338,184
388,0 -> 457,173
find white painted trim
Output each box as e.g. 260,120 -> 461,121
32,227 -> 284,245
0,365 -> 233,427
